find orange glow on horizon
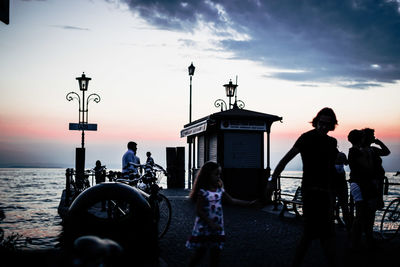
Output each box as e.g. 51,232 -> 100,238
0,116 -> 183,143
1,114 -> 398,144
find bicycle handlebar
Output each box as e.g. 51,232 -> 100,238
127,162 -> 167,174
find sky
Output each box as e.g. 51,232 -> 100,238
0,0 -> 399,172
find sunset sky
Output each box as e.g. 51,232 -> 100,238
0,0 -> 399,171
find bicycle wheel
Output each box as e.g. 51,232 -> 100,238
155,193 -> 172,239
380,198 -> 400,240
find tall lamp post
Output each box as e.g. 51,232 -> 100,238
187,63 -> 195,189
188,62 -> 195,123
66,72 -> 100,184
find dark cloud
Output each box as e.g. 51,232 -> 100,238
51,25 -> 90,31
118,0 -> 400,86
341,82 -> 383,90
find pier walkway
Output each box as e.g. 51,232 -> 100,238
159,188 -> 400,267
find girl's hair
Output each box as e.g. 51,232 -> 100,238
311,107 -> 338,131
189,161 -> 220,202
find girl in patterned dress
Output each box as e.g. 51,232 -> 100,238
186,161 -> 256,267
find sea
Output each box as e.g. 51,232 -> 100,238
0,168 -> 398,250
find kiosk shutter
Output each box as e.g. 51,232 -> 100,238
197,135 -> 205,167
208,134 -> 217,162
223,132 -> 262,168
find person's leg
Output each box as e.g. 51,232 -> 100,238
320,237 -> 336,267
188,247 -> 207,267
365,201 -> 377,248
292,233 -> 312,267
351,201 -> 363,249
337,184 -> 351,230
209,247 -> 221,267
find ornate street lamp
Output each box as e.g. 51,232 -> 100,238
214,78 -> 245,111
66,72 -> 101,148
223,79 -> 237,107
188,62 -> 195,123
76,72 -> 91,91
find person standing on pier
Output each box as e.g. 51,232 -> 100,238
122,141 -> 141,176
94,160 -> 106,185
362,128 -> 390,210
186,161 -> 256,267
347,129 -> 377,249
94,160 -> 106,210
270,107 -> 339,267
146,151 -> 155,166
334,150 -> 352,230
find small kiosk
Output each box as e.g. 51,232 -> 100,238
181,80 -> 282,200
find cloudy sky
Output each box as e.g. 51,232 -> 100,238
0,0 -> 399,171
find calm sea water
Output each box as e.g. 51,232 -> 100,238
0,168 -> 398,250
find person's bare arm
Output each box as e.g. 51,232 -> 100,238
267,147 -> 300,190
271,147 -> 300,179
222,192 -> 258,207
373,139 -> 390,156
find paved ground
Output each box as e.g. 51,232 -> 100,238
159,188 -> 400,267
2,188 -> 399,266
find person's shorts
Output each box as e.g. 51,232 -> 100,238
350,183 -> 363,202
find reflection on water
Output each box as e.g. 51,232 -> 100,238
0,168 -> 398,249
0,168 -> 65,249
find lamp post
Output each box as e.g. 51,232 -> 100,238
187,63 -> 195,189
66,72 -> 100,148
66,73 -> 100,184
214,78 -> 245,111
188,62 -> 195,123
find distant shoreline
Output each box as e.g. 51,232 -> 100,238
0,166 -> 66,169
0,166 -> 398,174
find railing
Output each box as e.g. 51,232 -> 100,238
274,173 -> 400,229
65,168 -> 96,206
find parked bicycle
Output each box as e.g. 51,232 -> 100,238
108,163 -> 172,239
380,197 -> 400,240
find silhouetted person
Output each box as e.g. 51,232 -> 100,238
334,151 -> 351,230
146,151 -> 154,166
186,161 -> 256,267
122,141 -> 140,176
94,160 -> 106,210
270,107 -> 338,267
348,129 -> 377,249
362,128 -> 390,210
94,160 -> 106,184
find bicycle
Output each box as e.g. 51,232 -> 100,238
380,197 -> 400,240
109,163 -> 172,239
